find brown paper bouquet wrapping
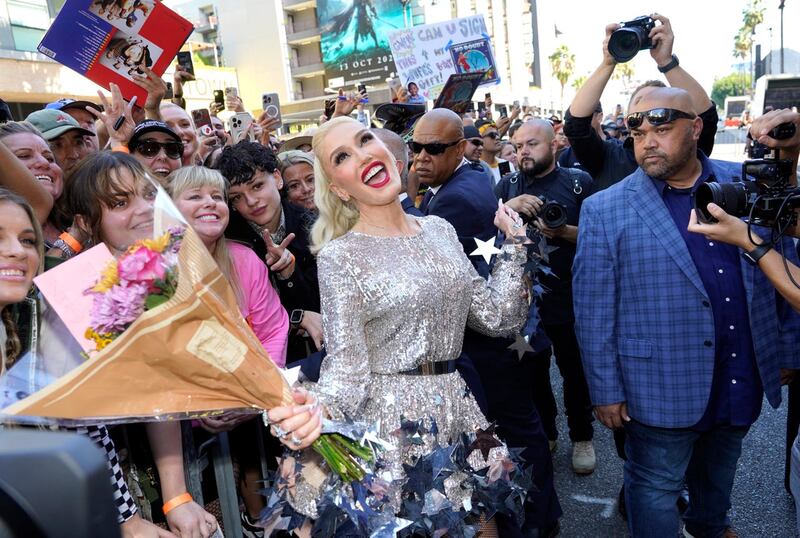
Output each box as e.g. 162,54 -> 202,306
3,221 -> 293,424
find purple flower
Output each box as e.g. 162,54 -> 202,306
89,282 -> 150,334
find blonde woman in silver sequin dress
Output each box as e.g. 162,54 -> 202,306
267,116 -> 531,523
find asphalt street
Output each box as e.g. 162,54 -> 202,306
551,132 -> 797,537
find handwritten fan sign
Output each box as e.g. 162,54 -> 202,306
388,15 -> 497,101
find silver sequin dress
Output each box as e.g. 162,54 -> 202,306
293,215 -> 528,515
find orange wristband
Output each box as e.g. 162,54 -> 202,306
59,232 -> 83,254
162,492 -> 192,515
111,145 -> 130,154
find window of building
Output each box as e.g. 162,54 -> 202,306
8,0 -> 52,52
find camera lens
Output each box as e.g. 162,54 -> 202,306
608,27 -> 645,63
542,201 -> 568,228
694,182 -> 749,222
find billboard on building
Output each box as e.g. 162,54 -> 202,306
318,0 -> 402,88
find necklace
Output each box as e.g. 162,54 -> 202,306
357,216 -> 388,231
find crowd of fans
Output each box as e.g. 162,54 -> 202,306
2,11 -> 800,538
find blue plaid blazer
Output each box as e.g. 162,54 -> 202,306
573,159 -> 800,428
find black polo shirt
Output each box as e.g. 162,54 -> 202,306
495,166 -> 593,324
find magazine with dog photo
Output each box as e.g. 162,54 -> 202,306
38,0 -> 192,104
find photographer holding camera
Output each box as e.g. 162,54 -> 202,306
497,119 -> 597,474
573,86 -> 800,537
564,14 -> 718,191
688,109 -> 800,310
688,108 -> 800,536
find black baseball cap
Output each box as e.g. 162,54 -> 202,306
464,125 -> 481,139
129,120 -> 182,148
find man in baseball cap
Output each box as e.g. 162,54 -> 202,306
45,98 -> 102,150
26,109 -> 96,176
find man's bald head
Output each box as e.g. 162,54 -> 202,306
513,119 -> 555,145
629,87 -> 695,115
415,108 -> 464,140
628,79 -> 667,110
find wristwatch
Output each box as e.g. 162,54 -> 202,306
657,54 -> 680,74
290,309 -> 305,328
741,242 -> 772,265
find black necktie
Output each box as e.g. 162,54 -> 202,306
420,189 -> 434,213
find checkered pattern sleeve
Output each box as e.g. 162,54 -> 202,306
74,425 -> 138,523
573,197 -> 626,406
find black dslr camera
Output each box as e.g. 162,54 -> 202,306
521,196 -> 568,229
695,122 -> 800,229
608,16 -> 656,63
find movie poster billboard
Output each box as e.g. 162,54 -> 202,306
318,0 -> 402,88
388,15 -> 497,101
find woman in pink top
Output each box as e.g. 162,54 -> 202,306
167,166 -> 289,366
167,165 -> 289,526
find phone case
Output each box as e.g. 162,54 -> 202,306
177,52 -> 194,75
262,93 -> 282,129
191,109 -> 213,137
228,113 -> 254,144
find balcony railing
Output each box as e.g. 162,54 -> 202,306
291,61 -> 325,77
285,24 -> 321,44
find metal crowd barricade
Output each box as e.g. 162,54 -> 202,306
181,419 -> 273,537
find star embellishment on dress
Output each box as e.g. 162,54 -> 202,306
468,425 -> 502,461
469,237 -> 503,264
508,333 -> 535,360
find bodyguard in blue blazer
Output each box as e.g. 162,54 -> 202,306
573,87 -> 800,537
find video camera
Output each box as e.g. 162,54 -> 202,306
695,122 -> 799,229
608,16 -> 656,63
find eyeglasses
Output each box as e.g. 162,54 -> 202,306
625,108 -> 697,129
132,139 -> 183,160
483,131 -> 500,140
467,138 -> 484,147
409,139 -> 462,155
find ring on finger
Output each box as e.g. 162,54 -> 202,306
272,425 -> 288,438
291,435 -> 302,446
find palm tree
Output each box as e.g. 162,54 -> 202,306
548,44 -> 575,109
571,75 -> 587,92
742,0 -> 765,32
732,0 -> 764,93
612,62 -> 635,91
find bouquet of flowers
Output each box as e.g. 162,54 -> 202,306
1,187 -> 378,481
85,227 -> 184,352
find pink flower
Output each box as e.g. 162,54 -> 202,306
117,247 -> 166,287
89,282 -> 150,334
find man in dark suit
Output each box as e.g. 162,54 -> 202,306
413,108 -> 562,537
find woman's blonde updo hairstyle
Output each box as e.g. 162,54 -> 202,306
309,117 -> 362,253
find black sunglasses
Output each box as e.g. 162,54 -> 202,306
409,139 -> 462,155
467,138 -> 484,147
133,139 -> 183,159
483,131 -> 501,140
625,108 -> 696,129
